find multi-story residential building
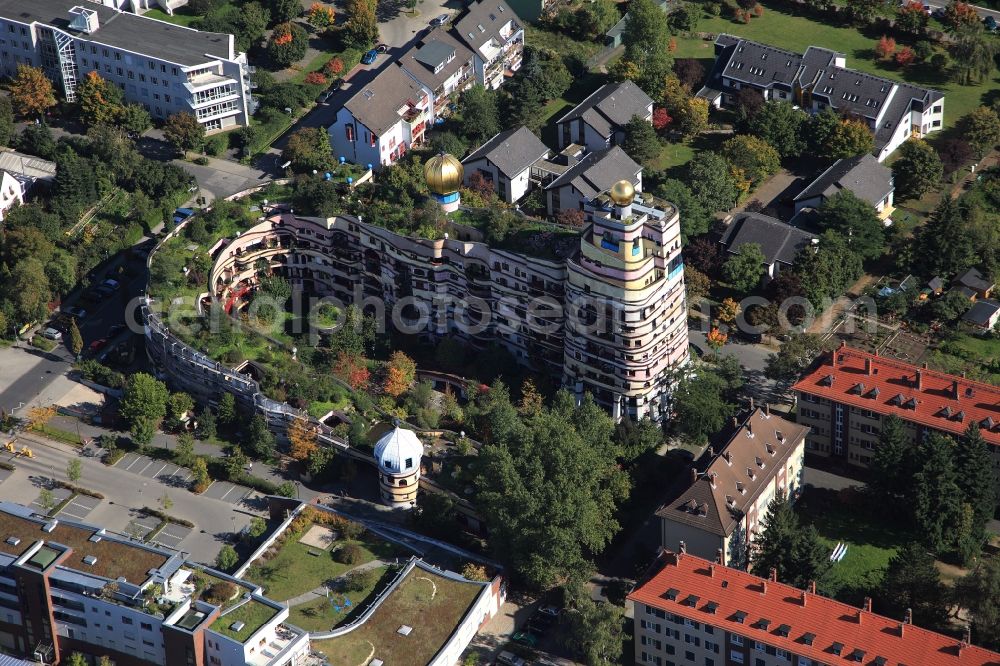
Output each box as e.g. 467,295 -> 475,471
199,181 -> 688,421
0,150 -> 57,221
461,126 -> 551,204
555,80 -> 654,152
793,154 -> 895,220
0,0 -> 253,133
699,35 -> 943,161
792,344 -> 1000,469
544,146 -> 642,215
329,64 -> 430,168
400,27 -> 475,123
0,501 -> 307,666
0,171 -> 23,221
657,407 -> 809,567
630,548 -> 1000,666
452,0 -> 524,90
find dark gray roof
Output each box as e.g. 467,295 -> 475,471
343,65 -> 424,136
719,212 -> 818,267
462,126 -> 550,178
928,276 -> 945,291
957,267 -> 994,293
963,299 -> 1000,327
0,0 -> 235,64
544,146 -> 641,199
794,155 -> 893,207
556,81 -> 653,138
401,28 -> 473,91
453,0 -> 521,54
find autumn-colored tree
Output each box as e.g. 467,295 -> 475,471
556,208 -> 586,227
706,327 -> 728,356
383,351 -> 416,398
10,65 -> 56,118
668,37 -> 677,52
753,3 -> 763,16
27,406 -> 57,430
652,107 -> 672,132
325,57 -> 345,76
288,417 -> 318,462
307,2 -> 336,28
519,379 -> 544,416
467,171 -> 495,199
334,352 -> 370,390
304,71 -> 328,85
77,71 -> 124,126
943,1 -> 980,32
163,112 -> 205,154
462,562 -> 490,581
895,46 -> 916,67
875,35 -> 897,60
716,297 -> 741,328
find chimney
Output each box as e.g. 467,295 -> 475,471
691,468 -> 698,484
723,451 -> 732,465
808,581 -> 816,595
764,403 -> 770,417
761,580 -> 767,595
864,597 -> 872,613
964,626 -> 972,647
707,445 -> 714,457
898,622 -> 905,637
904,608 -> 913,625
716,548 -> 724,564
708,563 -> 715,578
953,380 -> 960,400
679,541 -> 687,555
769,567 -> 777,582
749,397 -> 755,411
915,370 -> 922,390
732,416 -> 739,428
831,350 -> 837,368
800,591 -> 807,606
865,358 -> 873,375
747,420 -> 753,437
709,472 -> 717,489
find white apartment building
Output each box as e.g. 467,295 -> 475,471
452,0 -> 524,90
0,0 -> 253,133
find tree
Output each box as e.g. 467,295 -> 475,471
560,591 -> 624,665
721,134 -> 781,187
458,85 -> 501,145
734,88 -> 765,128
191,457 -> 211,491
954,424 -> 997,534
944,1 -> 982,32
334,352 -> 370,390
344,0 -> 378,48
671,370 -> 738,443
68,317 -> 83,357
869,415 -> 914,507
621,115 -> 658,163
651,107 -> 672,133
169,392 -> 195,423
913,433 -> 963,553
684,265 -> 711,304
875,35 -> 897,60
131,419 -> 156,453
462,562 -> 490,582
120,373 -> 169,429
268,0 -> 301,22
751,493 -> 828,588
667,3 -> 698,32
77,71 -> 124,127
246,516 -> 267,540
67,654 -> 88,666
952,24 -> 997,85
215,544 -> 239,571
938,137 -> 975,175
38,488 -> 56,514
66,458 -> 81,485
235,1 -> 271,51
288,417 -> 318,461
804,107 -> 841,157
384,351 -> 417,398
16,122 -> 56,160
676,97 -> 709,138
956,557 -> 1000,649
745,101 -> 806,158
176,432 -> 196,467
673,58 -> 704,91
651,178 -> 709,240
794,231 -> 863,307
848,0 -> 882,24
764,334 -> 830,381
306,2 -> 335,28
815,190 -> 884,261
10,65 -> 56,118
895,46 -> 916,67
897,1 -> 929,33
225,447 -> 249,481
0,96 -> 13,147
159,493 -> 173,512
913,198 -> 977,278
892,139 -> 942,200
245,414 -> 275,460
876,542 -> 948,628
705,327 -> 727,357
163,112 -> 205,155
960,106 -> 1000,157
267,22 -> 308,68
282,127 -> 333,173
827,119 -> 875,158
687,151 -> 741,213
620,0 -> 673,95
217,392 -> 237,428
120,103 -> 152,137
723,242 -> 765,293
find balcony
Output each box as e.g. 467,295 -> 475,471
245,624 -> 307,666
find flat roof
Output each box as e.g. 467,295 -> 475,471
0,0 -> 234,65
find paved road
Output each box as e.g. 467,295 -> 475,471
923,1 -> 1000,21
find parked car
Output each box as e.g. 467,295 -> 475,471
986,15 -> 998,31
94,284 -> 115,299
89,338 -> 108,353
537,605 -> 561,618
496,651 -> 526,666
64,306 -> 87,319
431,12 -> 450,25
102,278 -> 120,291
361,49 -> 378,65
108,324 -> 126,338
316,90 -> 334,103
376,43 -> 389,53
42,327 -> 62,341
511,631 -> 538,648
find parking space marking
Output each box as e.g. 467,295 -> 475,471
0,468 -> 12,484
122,454 -> 145,471
154,525 -> 192,549
141,462 -> 167,479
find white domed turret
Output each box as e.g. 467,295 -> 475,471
373,426 -> 423,507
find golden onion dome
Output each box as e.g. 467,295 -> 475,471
424,152 -> 464,195
609,179 -> 636,206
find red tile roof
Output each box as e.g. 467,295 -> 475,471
791,345 -> 1000,446
629,551 -> 1000,666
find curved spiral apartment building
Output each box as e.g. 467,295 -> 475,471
193,186 -> 688,422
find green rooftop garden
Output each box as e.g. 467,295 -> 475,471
210,599 -> 279,642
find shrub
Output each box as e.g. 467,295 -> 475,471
341,521 -> 366,540
335,543 -> 365,564
205,134 -> 228,156
193,156 -> 209,165
304,71 -> 327,85
203,581 -> 238,605
343,567 -> 379,592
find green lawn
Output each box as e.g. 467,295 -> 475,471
210,599 -> 279,641
796,489 -> 909,604
242,527 -> 400,602
675,2 -> 998,130
287,565 -> 391,632
142,8 -> 201,27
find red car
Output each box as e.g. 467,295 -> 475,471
89,338 -> 108,353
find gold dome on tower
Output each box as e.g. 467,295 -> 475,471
424,153 -> 464,195
609,180 -> 635,206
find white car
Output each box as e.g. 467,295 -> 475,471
42,327 -> 62,341
431,13 -> 450,25
65,306 -> 87,319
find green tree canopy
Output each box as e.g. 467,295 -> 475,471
956,557 -> 1000,649
913,197 -> 977,278
794,231 -> 863,307
651,178 -> 709,240
913,433 -> 963,553
876,542 -> 949,629
960,106 -> 1000,157
282,127 -> 333,173
120,372 -> 170,429
892,138 -> 943,200
723,242 -> 765,293
814,190 -> 885,260
687,151 -> 741,213
621,115 -> 659,163
827,119 -> 875,158
620,0 -> 673,95
764,333 -> 831,381
457,85 -> 501,145
670,366 -> 739,444
163,112 -> 205,155
751,492 -> 829,588
744,101 -> 807,158
721,134 -> 781,187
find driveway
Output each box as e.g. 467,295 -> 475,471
375,0 -> 464,49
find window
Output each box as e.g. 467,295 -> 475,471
730,652 -> 744,664
730,635 -> 744,646
405,457 -> 413,469
122,617 -> 133,625
115,52 -> 121,60
776,649 -> 790,661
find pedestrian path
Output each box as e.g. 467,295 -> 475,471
283,559 -> 389,607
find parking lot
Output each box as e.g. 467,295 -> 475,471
56,494 -> 101,522
124,513 -> 161,541
32,486 -> 72,513
152,523 -> 192,550
116,453 -> 193,487
0,467 -> 13,485
200,481 -> 252,504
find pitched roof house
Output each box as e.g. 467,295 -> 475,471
657,408 -> 809,567
555,80 -> 654,151
400,27 -> 475,121
452,0 -> 524,90
719,212 -> 818,281
794,154 -> 895,220
462,126 -> 551,203
543,146 -> 642,215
